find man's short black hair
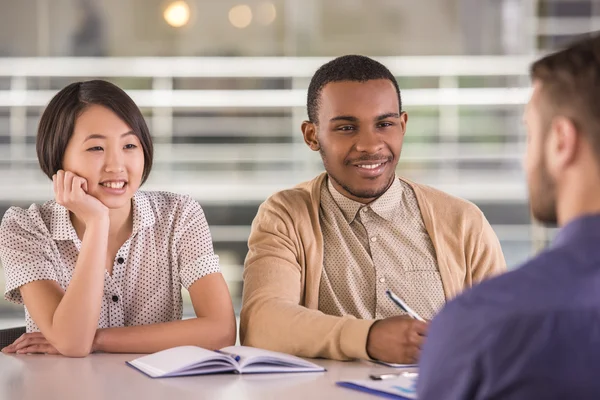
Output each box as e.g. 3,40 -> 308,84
306,55 -> 402,124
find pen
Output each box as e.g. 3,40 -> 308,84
370,372 -> 418,380
214,349 -> 241,362
386,289 -> 426,322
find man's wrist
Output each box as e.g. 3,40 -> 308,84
366,319 -> 381,360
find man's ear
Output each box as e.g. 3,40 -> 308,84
400,112 -> 408,136
301,120 -> 320,151
547,116 -> 579,172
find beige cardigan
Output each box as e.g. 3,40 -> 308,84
240,173 -> 506,360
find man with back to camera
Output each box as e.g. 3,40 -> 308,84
418,34 -> 600,399
240,55 -> 506,364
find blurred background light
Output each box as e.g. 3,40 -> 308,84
163,0 -> 191,28
256,2 -> 277,26
229,4 -> 253,29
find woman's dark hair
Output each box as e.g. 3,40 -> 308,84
36,79 -> 154,184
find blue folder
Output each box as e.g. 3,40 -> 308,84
336,377 -> 417,399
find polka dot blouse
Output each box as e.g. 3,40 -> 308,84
0,191 -> 221,332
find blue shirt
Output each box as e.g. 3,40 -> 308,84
418,214 -> 600,400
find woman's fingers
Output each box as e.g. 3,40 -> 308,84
12,332 -> 43,346
54,170 -> 64,202
16,344 -> 59,355
14,337 -> 50,351
52,169 -> 108,221
55,170 -> 89,206
63,171 -> 75,198
72,175 -> 87,197
52,174 -> 58,198
2,332 -> 46,353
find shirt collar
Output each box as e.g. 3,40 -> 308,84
49,191 -> 155,241
50,203 -> 78,241
327,178 -> 362,223
327,176 -> 402,223
131,191 -> 156,234
369,177 -> 403,222
552,213 -> 600,248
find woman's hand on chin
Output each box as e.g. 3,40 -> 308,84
53,170 -> 109,226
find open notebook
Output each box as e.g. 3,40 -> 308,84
127,345 -> 326,377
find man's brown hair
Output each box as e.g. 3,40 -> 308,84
36,80 -> 153,183
530,33 -> 600,154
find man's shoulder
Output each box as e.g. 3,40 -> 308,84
428,265 -> 537,360
401,178 -> 484,219
261,174 -> 325,215
430,248 -> 596,362
439,249 -> 571,328
422,247 -> 600,399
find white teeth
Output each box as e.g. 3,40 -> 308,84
102,182 -> 125,189
357,163 -> 382,170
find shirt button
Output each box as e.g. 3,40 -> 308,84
379,277 -> 386,283
370,236 -> 378,242
117,257 -> 125,264
112,295 -> 119,302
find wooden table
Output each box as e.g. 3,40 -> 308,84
0,353 -> 415,400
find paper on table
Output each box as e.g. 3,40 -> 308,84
337,375 -> 418,399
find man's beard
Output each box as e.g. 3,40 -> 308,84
529,153 -> 558,225
334,174 -> 394,200
320,148 -> 395,200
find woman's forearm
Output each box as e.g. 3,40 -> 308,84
49,218 -> 109,356
93,316 -> 237,354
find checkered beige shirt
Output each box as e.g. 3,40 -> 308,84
318,176 -> 446,320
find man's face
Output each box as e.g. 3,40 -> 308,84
304,79 -> 407,203
524,81 -> 558,225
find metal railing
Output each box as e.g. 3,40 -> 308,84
0,56 -> 535,204
0,56 -> 540,315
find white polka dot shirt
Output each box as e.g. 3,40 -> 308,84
319,176 -> 446,321
0,191 -> 221,332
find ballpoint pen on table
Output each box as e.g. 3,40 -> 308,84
369,372 -> 419,380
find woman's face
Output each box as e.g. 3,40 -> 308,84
61,104 -> 145,210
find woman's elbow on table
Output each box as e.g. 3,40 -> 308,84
197,314 -> 237,349
51,336 -> 94,358
212,317 -> 237,348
